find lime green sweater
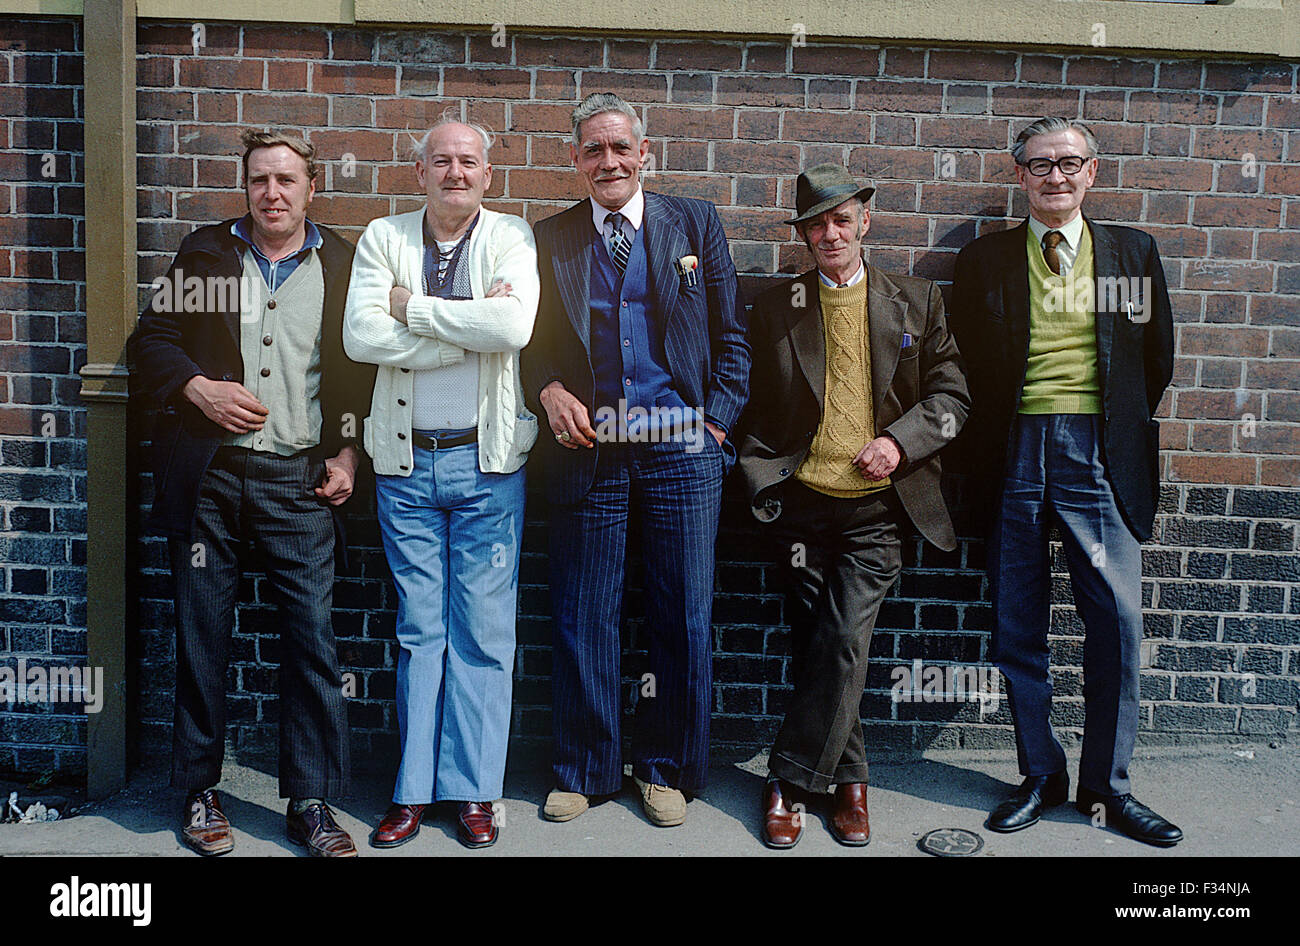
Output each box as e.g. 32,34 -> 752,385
1019,225 -> 1101,415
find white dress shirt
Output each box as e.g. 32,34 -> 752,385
589,187 -> 645,247
817,256 -> 866,289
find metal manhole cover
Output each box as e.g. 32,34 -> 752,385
918,827 -> 984,857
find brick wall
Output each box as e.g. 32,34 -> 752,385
1,15 -> 1297,780
0,17 -> 87,777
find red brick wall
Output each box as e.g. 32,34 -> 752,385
1,16 -> 1297,778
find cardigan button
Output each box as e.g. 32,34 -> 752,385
401,368 -> 410,373
399,465 -> 409,471
397,432 -> 406,440
397,398 -> 406,406
779,468 -> 790,477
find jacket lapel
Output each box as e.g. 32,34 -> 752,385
787,271 -> 825,409
1002,219 -> 1031,342
222,249 -> 242,346
190,223 -> 246,347
643,192 -> 691,330
866,265 -> 906,417
551,202 -> 592,349
1086,214 -> 1118,395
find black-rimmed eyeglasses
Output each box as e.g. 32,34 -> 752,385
1019,155 -> 1092,177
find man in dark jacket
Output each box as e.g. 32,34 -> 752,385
129,129 -> 374,857
949,118 -> 1180,847
737,163 -> 968,849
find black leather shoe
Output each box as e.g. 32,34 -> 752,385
986,771 -> 1069,833
1076,787 -> 1183,847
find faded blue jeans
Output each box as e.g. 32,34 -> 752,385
376,429 -> 525,803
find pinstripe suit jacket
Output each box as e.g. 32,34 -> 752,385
522,191 -> 750,504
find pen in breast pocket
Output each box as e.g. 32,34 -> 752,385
901,333 -> 913,348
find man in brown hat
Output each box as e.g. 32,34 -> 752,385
736,163 -> 969,848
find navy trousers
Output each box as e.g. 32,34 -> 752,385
548,437 -> 725,795
989,414 -> 1144,796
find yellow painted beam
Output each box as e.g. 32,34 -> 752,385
0,0 -> 1292,57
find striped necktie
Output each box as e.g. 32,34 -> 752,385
605,211 -> 630,274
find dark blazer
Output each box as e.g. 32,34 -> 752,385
948,216 -> 1174,541
522,191 -> 750,505
128,218 -> 375,537
736,263 -> 970,551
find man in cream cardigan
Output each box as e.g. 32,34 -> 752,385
343,116 -> 539,850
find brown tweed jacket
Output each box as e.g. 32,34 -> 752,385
736,261 -> 970,550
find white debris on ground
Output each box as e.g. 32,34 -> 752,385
3,789 -> 66,823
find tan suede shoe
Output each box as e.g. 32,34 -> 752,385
543,789 -> 589,822
633,776 -> 687,827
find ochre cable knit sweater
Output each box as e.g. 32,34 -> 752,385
796,279 -> 889,497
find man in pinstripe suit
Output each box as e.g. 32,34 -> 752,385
522,93 -> 750,827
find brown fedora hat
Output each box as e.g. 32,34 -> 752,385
786,163 -> 875,225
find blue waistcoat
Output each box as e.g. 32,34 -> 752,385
588,226 -> 691,437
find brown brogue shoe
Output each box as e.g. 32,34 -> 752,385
181,789 -> 234,856
761,779 -> 803,849
829,782 -> 870,847
457,801 -> 498,849
286,802 -> 358,857
371,803 -> 426,849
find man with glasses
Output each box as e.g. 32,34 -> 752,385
950,118 -> 1179,846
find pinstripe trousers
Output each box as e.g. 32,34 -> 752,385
168,446 -> 350,799
548,437 -> 726,795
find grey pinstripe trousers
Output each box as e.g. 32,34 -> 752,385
168,446 -> 350,799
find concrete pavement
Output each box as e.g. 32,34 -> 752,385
2,741 -> 1295,857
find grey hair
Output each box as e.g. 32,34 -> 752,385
411,108 -> 493,163
571,92 -> 645,148
1012,117 -> 1099,165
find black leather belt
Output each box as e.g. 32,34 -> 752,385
412,429 -> 477,450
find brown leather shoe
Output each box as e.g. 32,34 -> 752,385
761,779 -> 803,849
457,801 -> 498,849
286,802 -> 358,857
829,782 -> 870,846
181,789 -> 234,856
371,803 -> 426,849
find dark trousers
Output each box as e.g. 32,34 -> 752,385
767,482 -> 903,793
168,447 -> 350,799
989,414 -> 1143,796
548,438 -> 725,795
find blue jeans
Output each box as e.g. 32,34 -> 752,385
989,413 -> 1143,796
376,430 -> 526,803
